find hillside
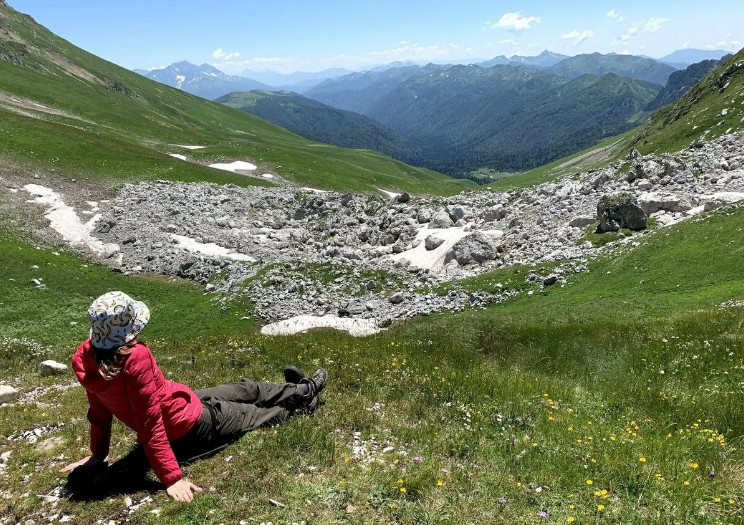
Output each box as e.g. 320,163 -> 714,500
645,58 -> 726,111
0,3 -> 471,195
3,3 -> 744,521
2,128 -> 744,523
216,90 -> 419,163
548,52 -> 677,86
365,65 -> 658,173
304,63 -> 447,114
630,47 -> 744,154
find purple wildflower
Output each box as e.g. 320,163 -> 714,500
412,456 -> 422,462
497,497 -> 507,505
538,511 -> 548,519
709,470 -> 716,479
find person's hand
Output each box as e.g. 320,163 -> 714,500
166,479 -> 202,502
60,455 -> 101,473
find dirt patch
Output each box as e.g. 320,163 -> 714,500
0,89 -> 94,125
38,49 -> 103,85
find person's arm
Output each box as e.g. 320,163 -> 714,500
60,391 -> 111,472
126,349 -> 201,500
86,390 -> 112,461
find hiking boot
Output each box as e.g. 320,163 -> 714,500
300,368 -> 327,397
283,365 -> 305,384
298,368 -> 328,413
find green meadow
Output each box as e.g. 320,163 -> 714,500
2,204 -> 743,524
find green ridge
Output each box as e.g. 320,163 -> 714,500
0,3 -> 472,194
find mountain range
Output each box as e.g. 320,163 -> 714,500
477,50 -> 569,69
136,48 -> 731,106
135,61 -> 270,100
0,1 -> 465,194
657,48 -> 732,68
215,90 -> 418,163
546,53 -> 677,86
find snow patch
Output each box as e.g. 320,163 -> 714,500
171,144 -> 206,150
168,154 -> 187,161
261,173 -> 275,179
260,315 -> 381,337
208,161 -> 257,173
389,226 -> 503,273
301,187 -> 329,193
378,189 -> 401,199
170,234 -> 256,262
23,185 -> 120,258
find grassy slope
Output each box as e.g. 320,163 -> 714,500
630,47 -> 744,155
487,130 -> 635,190
493,47 -> 744,192
0,4 -> 472,195
2,202 -> 744,523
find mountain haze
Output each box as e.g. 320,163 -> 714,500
478,50 -> 569,69
658,48 -> 732,68
548,52 -> 677,86
305,63 -> 447,114
136,61 -> 270,100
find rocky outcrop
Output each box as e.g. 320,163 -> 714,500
448,232 -> 500,265
11,132 -> 744,332
596,193 -> 647,232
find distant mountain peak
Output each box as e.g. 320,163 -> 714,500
136,61 -> 268,100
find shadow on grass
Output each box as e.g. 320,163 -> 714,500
64,439 -> 234,501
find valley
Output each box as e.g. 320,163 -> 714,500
1,1 -> 744,523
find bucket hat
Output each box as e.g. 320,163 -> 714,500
88,291 -> 150,350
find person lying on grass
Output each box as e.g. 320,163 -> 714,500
60,291 -> 327,502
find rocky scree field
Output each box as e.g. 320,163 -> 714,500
8,131 -> 744,336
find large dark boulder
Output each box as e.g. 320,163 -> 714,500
596,193 -> 647,232
448,232 -> 500,265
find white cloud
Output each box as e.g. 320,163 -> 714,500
561,29 -> 594,45
681,41 -> 690,49
643,17 -> 668,33
618,22 -> 641,42
607,9 -> 625,22
500,39 -> 518,46
489,12 -> 541,32
212,48 -> 241,61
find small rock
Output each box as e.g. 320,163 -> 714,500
39,360 -> 68,376
0,385 -> 20,404
389,292 -> 405,304
424,234 -> 445,251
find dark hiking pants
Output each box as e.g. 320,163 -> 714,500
171,378 -> 301,459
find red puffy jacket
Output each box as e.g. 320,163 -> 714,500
72,339 -> 202,486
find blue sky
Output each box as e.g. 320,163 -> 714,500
8,0 -> 743,75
